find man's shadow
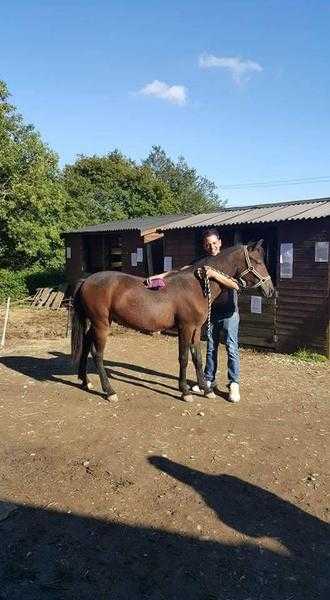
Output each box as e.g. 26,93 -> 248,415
149,455 -> 330,597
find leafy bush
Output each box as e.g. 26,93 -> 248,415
0,268 -> 65,303
25,268 -> 65,292
0,269 -> 29,302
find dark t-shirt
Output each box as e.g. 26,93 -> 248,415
192,252 -> 239,319
212,289 -> 238,319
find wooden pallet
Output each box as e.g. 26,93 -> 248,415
51,291 -> 65,310
30,286 -> 67,309
36,288 -> 53,308
31,288 -> 43,306
44,290 -> 58,308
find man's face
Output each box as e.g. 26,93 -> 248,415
203,234 -> 222,256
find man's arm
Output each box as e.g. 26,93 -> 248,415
147,264 -> 190,282
205,266 -> 239,291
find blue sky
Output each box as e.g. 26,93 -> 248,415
1,0 -> 330,206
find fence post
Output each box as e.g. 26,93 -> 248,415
1,297 -> 11,348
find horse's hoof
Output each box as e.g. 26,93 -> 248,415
205,391 -> 216,399
80,381 -> 93,391
107,393 -> 118,402
182,394 -> 194,403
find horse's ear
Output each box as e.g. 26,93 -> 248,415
247,239 -> 264,250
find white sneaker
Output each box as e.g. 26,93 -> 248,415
191,381 -> 211,393
228,382 -> 240,403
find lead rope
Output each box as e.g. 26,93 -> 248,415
201,267 -> 240,337
203,271 -> 212,337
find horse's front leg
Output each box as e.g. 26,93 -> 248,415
178,325 -> 194,402
90,323 -> 118,401
190,328 -> 215,399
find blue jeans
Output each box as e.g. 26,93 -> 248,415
204,311 -> 240,384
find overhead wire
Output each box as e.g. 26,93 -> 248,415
221,176 -> 330,190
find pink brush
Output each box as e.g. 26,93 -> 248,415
146,278 -> 166,289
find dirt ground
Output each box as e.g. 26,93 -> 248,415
0,308 -> 329,599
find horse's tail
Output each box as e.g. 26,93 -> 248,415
71,280 -> 87,364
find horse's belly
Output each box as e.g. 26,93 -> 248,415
113,304 -> 175,332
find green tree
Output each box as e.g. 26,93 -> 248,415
0,80 -> 69,270
144,145 -> 224,213
62,150 -> 178,223
63,146 -> 224,224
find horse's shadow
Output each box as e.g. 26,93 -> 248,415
0,352 -> 182,400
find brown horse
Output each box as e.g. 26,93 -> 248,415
71,240 -> 274,402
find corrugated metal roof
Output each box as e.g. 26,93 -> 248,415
65,213 -> 189,235
159,197 -> 330,230
64,197 -> 330,236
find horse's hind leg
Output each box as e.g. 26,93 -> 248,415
78,328 -> 93,390
90,323 -> 118,401
178,325 -> 194,402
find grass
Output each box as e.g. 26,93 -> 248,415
291,348 -> 328,363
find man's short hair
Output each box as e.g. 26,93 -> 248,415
202,228 -> 220,242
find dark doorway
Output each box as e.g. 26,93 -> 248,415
145,238 -> 164,275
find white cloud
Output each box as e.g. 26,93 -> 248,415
199,53 -> 263,84
139,80 -> 187,105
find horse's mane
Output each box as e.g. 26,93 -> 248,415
217,244 -> 243,257
190,244 -> 243,268
163,244 -> 243,280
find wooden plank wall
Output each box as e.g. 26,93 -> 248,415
121,231 -> 146,276
239,289 -> 276,348
88,235 -> 104,272
64,234 -> 85,284
163,230 -> 196,268
277,219 -> 329,357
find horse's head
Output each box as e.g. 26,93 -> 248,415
238,240 -> 274,298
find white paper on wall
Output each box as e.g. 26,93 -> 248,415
66,247 -> 71,259
315,241 -> 329,263
163,256 -> 173,272
131,252 -> 137,267
136,247 -> 144,262
280,243 -> 293,279
250,296 -> 262,314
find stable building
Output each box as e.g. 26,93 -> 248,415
63,214 -> 188,284
63,197 -> 330,357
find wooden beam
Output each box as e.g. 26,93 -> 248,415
143,232 -> 164,244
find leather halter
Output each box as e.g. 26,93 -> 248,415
238,245 -> 271,291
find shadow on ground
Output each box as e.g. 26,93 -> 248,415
1,457 -> 329,600
0,353 -> 181,400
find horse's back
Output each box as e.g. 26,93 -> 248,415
79,271 -> 128,319
83,271 -> 142,286
79,269 -> 207,331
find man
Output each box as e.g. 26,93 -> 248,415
192,228 -> 240,403
147,227 -> 240,403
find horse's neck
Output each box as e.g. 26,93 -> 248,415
207,249 -> 242,277
207,249 -> 243,299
